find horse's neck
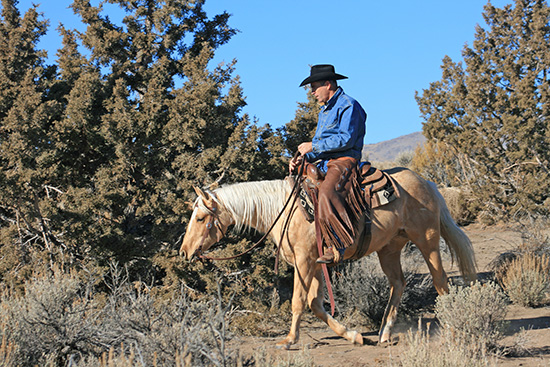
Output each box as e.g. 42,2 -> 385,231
216,180 -> 289,234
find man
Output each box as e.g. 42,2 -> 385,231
290,64 -> 367,265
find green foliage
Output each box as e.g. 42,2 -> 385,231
283,90 -> 320,156
416,0 -> 550,222
0,3 -> 310,363
0,0 -> 286,285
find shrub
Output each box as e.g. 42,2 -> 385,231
397,320 -> 497,367
252,346 -> 314,367
0,269 -> 102,366
490,218 -> 550,306
501,253 -> 549,307
0,265 -> 241,367
439,186 -> 477,226
397,282 -> 509,366
435,282 -> 507,354
395,150 -> 414,168
0,336 -> 17,367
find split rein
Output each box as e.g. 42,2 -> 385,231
196,154 -> 306,262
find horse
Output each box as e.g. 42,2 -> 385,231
179,167 -> 477,349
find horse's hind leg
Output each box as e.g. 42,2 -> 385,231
377,239 -> 407,344
308,269 -> 364,345
409,227 -> 449,295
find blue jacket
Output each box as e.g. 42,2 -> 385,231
304,87 -> 366,162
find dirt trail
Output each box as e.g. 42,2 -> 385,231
235,224 -> 550,366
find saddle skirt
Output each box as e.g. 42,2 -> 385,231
359,162 -> 398,208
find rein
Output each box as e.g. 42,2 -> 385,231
197,154 -> 306,261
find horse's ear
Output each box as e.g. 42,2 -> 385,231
193,186 -> 212,204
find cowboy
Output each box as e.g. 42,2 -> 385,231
290,64 -> 367,264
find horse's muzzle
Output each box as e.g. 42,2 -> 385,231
180,248 -> 200,262
179,249 -> 191,261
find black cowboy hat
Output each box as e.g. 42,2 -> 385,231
299,64 -> 348,87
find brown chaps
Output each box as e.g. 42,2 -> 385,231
316,157 -> 367,250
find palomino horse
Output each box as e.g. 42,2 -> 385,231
179,167 -> 477,348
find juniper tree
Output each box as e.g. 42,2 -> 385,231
416,0 -> 550,221
283,90 -> 320,156
0,0 -> 285,276
0,0 -> 62,261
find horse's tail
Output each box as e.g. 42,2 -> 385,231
429,182 -> 477,283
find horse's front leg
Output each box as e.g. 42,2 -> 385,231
308,268 -> 364,345
276,256 -> 316,349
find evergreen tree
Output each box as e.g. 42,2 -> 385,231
283,89 -> 320,156
416,0 -> 550,221
0,0 -> 62,258
0,0 -> 285,275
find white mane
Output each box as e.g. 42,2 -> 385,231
200,179 -> 291,233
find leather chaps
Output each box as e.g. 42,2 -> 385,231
316,157 -> 367,250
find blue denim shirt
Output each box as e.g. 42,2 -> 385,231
304,87 -> 366,163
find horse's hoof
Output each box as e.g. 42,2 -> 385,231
378,334 -> 398,346
275,339 -> 293,350
352,331 -> 364,345
379,331 -> 391,345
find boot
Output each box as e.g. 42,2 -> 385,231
316,247 -> 336,264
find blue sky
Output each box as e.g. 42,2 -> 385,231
17,0 -> 512,144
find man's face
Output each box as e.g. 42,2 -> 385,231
310,81 -> 331,104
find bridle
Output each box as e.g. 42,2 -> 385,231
195,194 -> 230,260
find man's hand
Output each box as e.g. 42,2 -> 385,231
289,142 -> 312,174
289,155 -> 302,174
297,142 -> 313,155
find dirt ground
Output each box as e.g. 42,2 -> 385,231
234,224 -> 550,366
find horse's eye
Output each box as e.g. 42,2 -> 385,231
196,217 -> 205,222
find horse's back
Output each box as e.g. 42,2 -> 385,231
384,167 -> 438,208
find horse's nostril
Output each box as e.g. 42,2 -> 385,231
180,249 -> 187,259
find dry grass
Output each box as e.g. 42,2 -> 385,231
0,264 -> 242,366
396,320 -> 498,367
439,186 -> 477,225
435,282 -> 508,354
0,335 -> 16,367
393,282 -> 508,367
490,218 -> 550,307
502,253 -> 549,307
251,346 -> 314,367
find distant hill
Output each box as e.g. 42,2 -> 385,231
361,131 -> 426,164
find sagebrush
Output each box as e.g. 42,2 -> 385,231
502,253 -> 549,307
0,265 -> 240,367
435,281 -> 508,354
